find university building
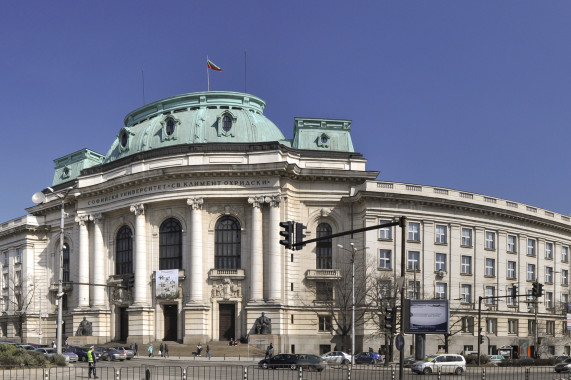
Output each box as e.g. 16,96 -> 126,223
0,91 -> 569,357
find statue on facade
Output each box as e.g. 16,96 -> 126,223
76,317 -> 92,336
254,312 -> 271,334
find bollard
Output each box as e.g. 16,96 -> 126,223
182,368 -> 186,380
525,367 -> 529,380
298,366 -> 303,380
115,368 -> 120,380
481,367 -> 485,380
391,365 -> 395,380
243,366 -> 248,380
437,366 -> 441,380
44,368 -> 48,380
347,364 -> 351,380
145,368 -> 151,380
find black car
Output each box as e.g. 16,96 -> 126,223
354,352 -> 383,364
258,354 -> 325,371
65,346 -> 101,362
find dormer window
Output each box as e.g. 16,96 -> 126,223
316,133 -> 330,148
120,131 -> 129,148
160,116 -> 179,142
216,111 -> 237,137
223,115 -> 232,132
166,118 -> 175,136
320,135 -> 329,144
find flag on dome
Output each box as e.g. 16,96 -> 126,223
207,59 -> 222,72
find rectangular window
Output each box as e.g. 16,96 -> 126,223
562,270 -> 569,286
2,253 -> 7,267
407,251 -> 420,271
485,231 -> 495,250
435,283 -> 447,299
464,345 -> 474,353
1,274 -> 6,289
508,319 -> 518,334
15,249 -> 22,264
379,250 -> 392,269
563,246 -> 569,263
546,320 -> 555,336
435,225 -> 447,244
507,261 -> 516,279
461,316 -> 474,333
546,292 -> 553,309
435,253 -> 446,272
546,267 -> 553,284
461,256 -> 472,275
316,282 -> 333,302
507,235 -> 517,253
486,318 -> 497,334
15,271 -> 21,287
461,284 -> 472,303
507,286 -> 517,306
545,242 -> 553,259
485,258 -> 495,277
528,239 -> 536,256
461,228 -> 472,247
485,286 -> 495,304
379,220 -> 392,240
528,319 -> 536,335
527,264 -> 536,281
408,222 -> 420,241
408,280 -> 420,300
562,293 -> 569,304
318,316 -> 332,332
527,289 -> 534,307
2,297 -> 7,312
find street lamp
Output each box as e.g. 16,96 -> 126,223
32,186 -> 77,355
337,243 -> 368,366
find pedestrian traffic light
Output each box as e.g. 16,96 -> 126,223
537,283 -> 544,298
532,282 -> 538,297
385,307 -> 397,333
295,223 -> 307,250
279,221 -> 293,249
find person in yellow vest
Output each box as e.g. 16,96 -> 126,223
87,346 -> 98,379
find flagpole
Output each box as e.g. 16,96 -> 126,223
207,56 -> 210,91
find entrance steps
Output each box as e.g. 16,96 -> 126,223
142,340 -> 265,359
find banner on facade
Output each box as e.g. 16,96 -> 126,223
156,269 -> 179,299
567,314 -> 571,330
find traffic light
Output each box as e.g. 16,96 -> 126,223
532,282 -> 538,297
511,284 -> 518,303
279,221 -> 293,249
537,283 -> 544,298
479,335 -> 484,344
295,223 -> 307,250
385,307 -> 397,333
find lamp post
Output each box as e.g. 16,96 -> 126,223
337,243 -> 368,366
32,186 -> 76,355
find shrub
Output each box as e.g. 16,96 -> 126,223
49,354 -> 68,366
465,354 -> 489,365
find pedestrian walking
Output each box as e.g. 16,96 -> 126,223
148,344 -> 154,357
159,343 -> 164,357
164,343 -> 169,358
206,344 -> 211,359
135,343 -> 138,356
87,345 -> 98,379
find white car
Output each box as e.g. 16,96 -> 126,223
411,354 -> 466,375
321,351 -> 352,365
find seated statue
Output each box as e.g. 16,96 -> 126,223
254,312 -> 271,334
76,317 -> 92,336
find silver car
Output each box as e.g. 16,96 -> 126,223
110,346 -> 134,360
320,351 -> 352,365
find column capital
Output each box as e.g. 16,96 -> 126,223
248,196 -> 265,209
187,197 -> 204,210
91,213 -> 104,225
75,214 -> 92,226
130,203 -> 145,216
266,195 -> 281,208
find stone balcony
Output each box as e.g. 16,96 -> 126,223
208,268 -> 246,280
305,269 -> 341,281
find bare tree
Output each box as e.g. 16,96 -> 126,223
5,273 -> 36,342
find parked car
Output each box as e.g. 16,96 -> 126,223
61,349 -> 78,363
555,355 -> 570,361
411,354 -> 466,375
555,358 -> 571,373
354,352 -> 382,365
64,345 -> 96,362
99,347 -> 126,361
320,351 -> 351,365
110,346 -> 134,360
404,356 -> 419,368
16,344 -> 36,351
488,354 -> 505,365
258,354 -> 325,371
34,347 -> 70,362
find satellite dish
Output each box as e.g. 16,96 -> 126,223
32,192 -> 46,204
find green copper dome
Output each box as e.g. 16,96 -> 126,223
104,91 -> 286,164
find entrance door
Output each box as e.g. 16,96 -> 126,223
163,305 -> 178,341
119,307 -> 128,342
219,304 -> 235,340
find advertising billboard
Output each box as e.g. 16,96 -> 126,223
404,299 -> 450,334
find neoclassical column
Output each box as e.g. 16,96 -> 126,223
130,204 -> 147,305
267,195 -> 281,301
248,196 -> 264,302
92,213 -> 105,306
187,197 -> 204,303
75,215 -> 91,308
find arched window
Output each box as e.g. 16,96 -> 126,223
166,118 -> 175,136
62,243 -> 70,282
159,218 -> 182,270
116,226 -> 133,275
215,216 -> 241,269
222,115 -> 232,132
316,223 -> 332,269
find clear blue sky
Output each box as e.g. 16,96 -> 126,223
1,1 -> 570,222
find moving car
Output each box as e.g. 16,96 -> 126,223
321,351 -> 351,365
110,346 -> 134,360
258,354 -> 325,371
100,347 -> 127,361
555,358 -> 571,373
488,354 -> 505,365
354,352 -> 382,365
411,354 -> 466,375
404,356 -> 419,368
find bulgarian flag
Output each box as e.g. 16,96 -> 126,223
207,59 -> 222,72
